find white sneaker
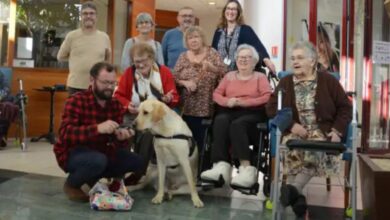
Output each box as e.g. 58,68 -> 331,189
231,165 -> 257,188
200,161 -> 231,183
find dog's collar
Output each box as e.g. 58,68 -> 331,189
153,134 -> 196,158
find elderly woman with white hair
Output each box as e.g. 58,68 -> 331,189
120,12 -> 164,72
266,41 -> 351,217
200,44 -> 272,188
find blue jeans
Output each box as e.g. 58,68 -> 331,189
66,147 -> 143,188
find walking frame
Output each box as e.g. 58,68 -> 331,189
271,90 -> 358,220
14,79 -> 28,151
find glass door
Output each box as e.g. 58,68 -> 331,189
284,0 -> 310,70
365,0 -> 390,151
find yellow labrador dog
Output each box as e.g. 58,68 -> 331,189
133,99 -> 204,208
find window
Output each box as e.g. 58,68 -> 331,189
14,0 -> 80,68
0,0 -> 10,66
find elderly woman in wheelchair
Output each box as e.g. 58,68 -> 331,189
265,41 -> 352,217
200,44 -> 272,188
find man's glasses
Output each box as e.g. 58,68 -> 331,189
96,79 -> 117,87
180,14 -> 194,18
81,11 -> 96,17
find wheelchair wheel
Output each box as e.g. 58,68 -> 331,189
198,123 -> 213,176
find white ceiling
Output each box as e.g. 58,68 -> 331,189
156,0 -> 227,15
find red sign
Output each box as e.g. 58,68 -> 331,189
271,46 -> 278,58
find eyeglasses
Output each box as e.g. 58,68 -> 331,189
96,79 -> 117,87
134,57 -> 151,66
137,21 -> 152,26
226,7 -> 238,11
237,55 -> 253,61
81,11 -> 96,17
180,14 -> 194,18
290,55 -> 306,62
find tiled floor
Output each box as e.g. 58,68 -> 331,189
0,140 -> 363,219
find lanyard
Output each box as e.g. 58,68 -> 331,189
224,27 -> 235,57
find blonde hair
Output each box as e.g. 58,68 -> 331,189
130,42 -> 155,62
183,26 -> 207,48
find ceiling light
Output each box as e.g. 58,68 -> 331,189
208,1 -> 216,5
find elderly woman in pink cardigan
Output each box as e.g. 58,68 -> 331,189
200,44 -> 272,188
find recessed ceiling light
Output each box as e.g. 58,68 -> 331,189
208,1 -> 216,5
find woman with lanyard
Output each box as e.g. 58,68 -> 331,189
211,0 -> 276,74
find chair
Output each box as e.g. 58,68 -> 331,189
0,67 -> 28,151
197,117 -> 272,196
268,71 -> 358,219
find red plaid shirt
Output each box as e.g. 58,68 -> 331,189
54,88 -> 127,171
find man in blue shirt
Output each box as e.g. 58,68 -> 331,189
161,7 -> 195,70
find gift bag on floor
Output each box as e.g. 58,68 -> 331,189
89,179 -> 134,211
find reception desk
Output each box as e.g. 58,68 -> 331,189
359,154 -> 390,220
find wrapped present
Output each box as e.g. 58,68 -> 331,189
89,179 -> 133,211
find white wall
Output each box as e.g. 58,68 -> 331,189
95,0 -> 108,33
113,0 -> 128,68
198,12 -> 220,46
242,0 -> 284,72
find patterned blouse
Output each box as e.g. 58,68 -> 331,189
282,75 -> 340,177
174,47 -> 225,117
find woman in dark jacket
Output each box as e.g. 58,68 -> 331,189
266,41 -> 352,218
211,0 -> 276,73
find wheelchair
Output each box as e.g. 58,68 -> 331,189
196,69 -> 278,196
268,71 -> 359,220
197,117 -> 272,196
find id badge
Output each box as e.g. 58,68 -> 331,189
223,57 -> 232,65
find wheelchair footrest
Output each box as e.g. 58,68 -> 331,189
286,139 -> 346,154
230,182 -> 259,195
198,175 -> 225,189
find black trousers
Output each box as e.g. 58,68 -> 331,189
211,107 -> 267,164
182,115 -> 209,152
134,131 -> 155,175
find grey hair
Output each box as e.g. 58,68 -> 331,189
234,44 -> 260,63
81,1 -> 97,12
136,12 -> 155,27
291,41 -> 318,62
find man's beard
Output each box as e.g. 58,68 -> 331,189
93,86 -> 113,101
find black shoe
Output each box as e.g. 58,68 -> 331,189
0,137 -> 6,148
292,195 -> 307,217
124,173 -> 143,186
280,184 -> 300,207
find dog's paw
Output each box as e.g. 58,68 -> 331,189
166,192 -> 173,201
192,196 -> 204,208
151,193 -> 164,204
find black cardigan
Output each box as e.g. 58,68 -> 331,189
211,24 -> 270,68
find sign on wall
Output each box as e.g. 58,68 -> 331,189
373,40 -> 390,64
